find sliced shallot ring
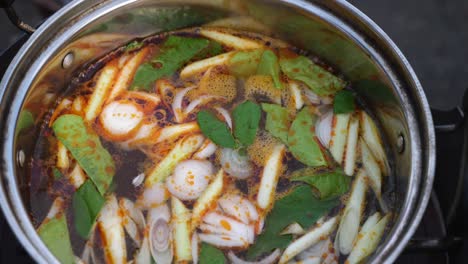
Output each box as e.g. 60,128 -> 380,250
183,95 -> 225,117
172,86 -> 195,123
215,107 -> 233,129
228,249 -> 281,264
193,139 -> 217,160
315,109 -> 334,148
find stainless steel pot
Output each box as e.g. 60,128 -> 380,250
0,0 -> 435,263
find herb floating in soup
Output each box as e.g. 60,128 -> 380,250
30,27 -> 392,264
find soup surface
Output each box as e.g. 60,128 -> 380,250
29,27 -> 392,264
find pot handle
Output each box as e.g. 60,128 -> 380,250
1,0 -> 36,34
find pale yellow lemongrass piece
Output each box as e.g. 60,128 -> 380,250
107,48 -> 150,102
280,222 -> 306,236
172,197 -> 192,262
84,64 -> 118,122
360,139 -> 382,198
205,16 -> 272,34
180,51 -> 235,79
71,96 -> 85,113
330,113 -> 351,164
155,122 -> 200,143
56,141 -> 69,171
68,164 -> 86,189
335,169 -> 367,255
289,81 -> 304,110
344,115 -> 360,176
279,216 -> 338,264
98,195 -> 127,264
49,98 -> 72,126
347,213 -> 391,264
199,28 -> 263,50
145,134 -> 204,186
191,169 -> 224,231
360,111 -> 389,174
257,144 -> 285,211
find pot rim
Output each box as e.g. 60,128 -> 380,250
0,1 -> 435,263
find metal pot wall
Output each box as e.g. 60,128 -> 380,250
0,0 -> 435,263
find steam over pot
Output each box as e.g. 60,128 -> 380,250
0,0 -> 435,263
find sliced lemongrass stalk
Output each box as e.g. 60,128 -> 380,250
56,141 -> 69,171
228,249 -> 281,264
180,51 -> 236,78
44,197 -> 65,220
134,236 -> 151,264
85,64 -> 118,122
296,238 -> 333,261
49,98 -> 72,126
192,233 -> 199,264
172,86 -> 195,123
360,139 -> 388,212
346,213 -> 391,264
97,195 -> 127,264
330,113 -> 351,164
215,107 -> 233,129
360,111 -> 389,174
257,144 -> 286,211
72,96 -> 85,113
172,197 -> 192,262
199,233 -> 246,248
344,115 -> 360,176
155,122 -> 200,144
191,169 -> 224,231
280,222 -> 306,235
145,134 -> 204,186
289,81 -> 304,110
193,139 -> 217,160
205,16 -> 272,34
279,216 -> 339,264
125,91 -> 162,107
315,109 -> 334,148
123,212 -> 142,246
99,100 -> 144,141
335,169 -> 367,255
68,163 -> 86,189
107,47 -> 150,102
199,28 -> 263,50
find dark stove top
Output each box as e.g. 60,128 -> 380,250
0,1 -> 466,263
